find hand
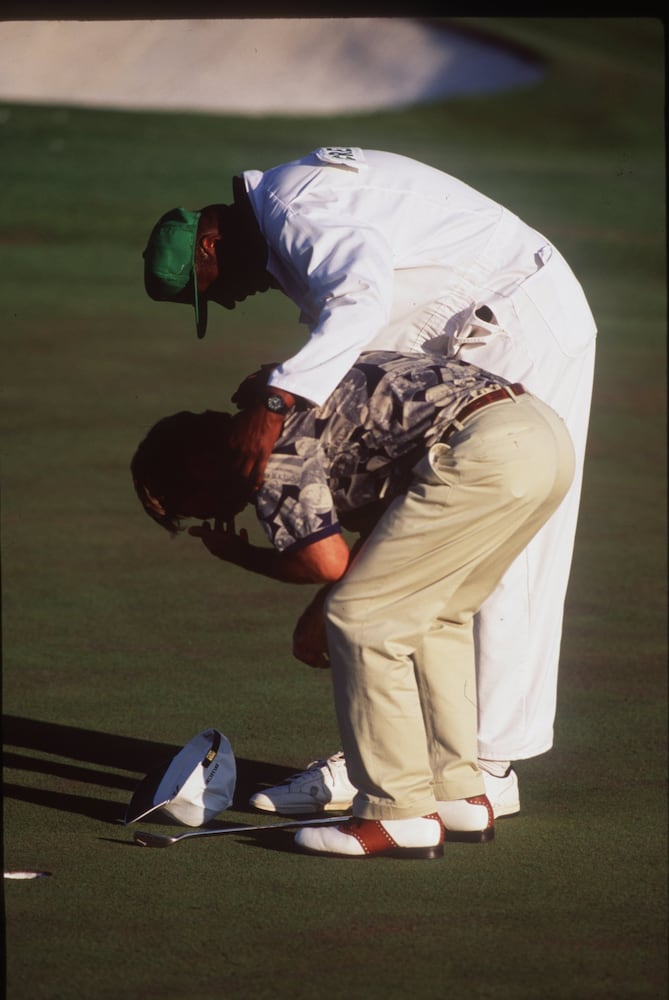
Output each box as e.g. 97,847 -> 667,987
292,587 -> 331,669
226,401 -> 285,491
188,518 -> 250,565
231,363 -> 279,411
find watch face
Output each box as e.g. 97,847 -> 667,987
266,394 -> 286,413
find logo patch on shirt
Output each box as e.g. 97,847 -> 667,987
315,146 -> 366,169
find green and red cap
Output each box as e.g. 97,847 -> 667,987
143,207 -> 208,338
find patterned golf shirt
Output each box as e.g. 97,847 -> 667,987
254,351 -> 516,552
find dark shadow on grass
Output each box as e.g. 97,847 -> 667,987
3,715 -> 180,770
2,714 -> 297,822
2,782 -> 128,823
98,837 -> 144,848
239,830 -> 310,855
3,751 -> 139,790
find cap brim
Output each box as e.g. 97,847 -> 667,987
195,294 -> 208,339
124,760 -> 174,825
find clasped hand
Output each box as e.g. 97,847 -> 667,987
292,586 -> 331,669
188,519 -> 250,566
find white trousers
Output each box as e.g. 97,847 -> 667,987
406,247 -> 597,760
325,394 -> 576,818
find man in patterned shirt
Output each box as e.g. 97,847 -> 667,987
131,351 -> 574,859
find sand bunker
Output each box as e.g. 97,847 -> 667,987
0,18 -> 542,115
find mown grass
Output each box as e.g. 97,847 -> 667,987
2,17 -> 666,1000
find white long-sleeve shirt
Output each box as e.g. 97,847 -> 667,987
243,146 -> 595,406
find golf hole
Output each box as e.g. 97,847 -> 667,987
4,870 -> 52,880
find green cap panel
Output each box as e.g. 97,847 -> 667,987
143,207 -> 207,337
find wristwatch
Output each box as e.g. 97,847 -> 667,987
263,393 -> 291,415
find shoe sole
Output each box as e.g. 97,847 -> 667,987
297,843 -> 444,860
445,827 -> 495,844
493,807 -> 520,820
250,799 -> 353,815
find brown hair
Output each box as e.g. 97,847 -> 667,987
130,409 -> 236,534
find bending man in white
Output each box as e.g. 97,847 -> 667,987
143,147 -> 597,816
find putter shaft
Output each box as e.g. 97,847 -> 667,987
133,815 -> 343,848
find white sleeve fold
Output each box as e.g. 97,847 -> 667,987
266,212 -> 395,405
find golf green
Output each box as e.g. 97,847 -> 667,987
2,17 -> 666,1000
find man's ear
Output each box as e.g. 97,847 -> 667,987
197,232 -> 220,259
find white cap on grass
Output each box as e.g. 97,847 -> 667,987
125,728 -> 236,827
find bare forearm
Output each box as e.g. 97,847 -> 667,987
223,542 -> 327,584
227,388 -> 299,490
189,522 -> 350,584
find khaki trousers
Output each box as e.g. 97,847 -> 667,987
324,393 -> 575,820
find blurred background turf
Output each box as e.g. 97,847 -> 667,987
1,16 -> 666,1000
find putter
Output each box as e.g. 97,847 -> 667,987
133,815 -> 344,848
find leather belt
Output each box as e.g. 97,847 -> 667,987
442,383 -> 526,442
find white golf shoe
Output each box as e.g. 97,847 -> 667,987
482,767 -> 520,818
436,795 -> 495,842
250,751 -> 357,814
295,813 -> 444,859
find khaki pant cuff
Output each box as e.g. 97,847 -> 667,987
353,795 -> 438,821
432,778 -> 485,801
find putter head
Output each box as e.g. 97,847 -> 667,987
133,830 -> 177,848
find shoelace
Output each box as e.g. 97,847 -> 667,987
283,752 -> 345,784
313,752 -> 346,779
